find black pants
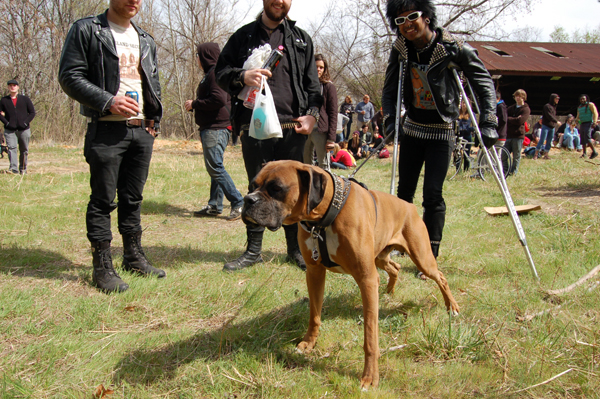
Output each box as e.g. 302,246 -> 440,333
84,121 -> 154,242
241,127 -> 306,235
397,134 -> 453,254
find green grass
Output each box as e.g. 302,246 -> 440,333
0,141 -> 599,398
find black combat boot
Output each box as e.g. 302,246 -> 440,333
284,224 -> 306,271
122,231 -> 166,278
223,230 -> 263,272
91,241 -> 129,293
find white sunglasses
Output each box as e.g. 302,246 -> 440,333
395,11 -> 423,26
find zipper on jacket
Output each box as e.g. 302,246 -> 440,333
140,39 -> 164,118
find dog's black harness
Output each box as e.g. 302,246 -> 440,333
300,170 -> 377,268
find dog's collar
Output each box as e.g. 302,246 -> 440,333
300,170 -> 351,269
304,169 -> 351,229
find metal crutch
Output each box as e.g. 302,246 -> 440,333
450,65 -> 540,281
389,61 -> 404,195
349,128 -> 394,179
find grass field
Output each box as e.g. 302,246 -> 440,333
0,140 -> 599,398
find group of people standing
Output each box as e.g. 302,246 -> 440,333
54,0 -> 502,294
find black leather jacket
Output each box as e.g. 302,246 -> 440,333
215,18 -> 322,133
58,11 -> 162,125
382,29 -> 497,134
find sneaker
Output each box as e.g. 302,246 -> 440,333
225,206 -> 243,221
590,152 -> 598,160
193,205 -> 222,217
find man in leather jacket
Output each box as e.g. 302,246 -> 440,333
215,0 -> 323,272
382,0 -> 497,258
58,0 -> 165,293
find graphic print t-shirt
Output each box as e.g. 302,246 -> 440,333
405,61 -> 443,124
100,21 -> 145,121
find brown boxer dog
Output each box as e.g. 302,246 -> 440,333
242,160 -> 460,390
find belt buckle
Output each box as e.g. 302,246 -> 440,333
126,119 -> 143,128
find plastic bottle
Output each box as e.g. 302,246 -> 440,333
240,46 -> 284,109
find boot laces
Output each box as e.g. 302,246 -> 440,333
99,249 -> 120,277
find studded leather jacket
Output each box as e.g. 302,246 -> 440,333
58,11 -> 162,126
382,28 -> 497,142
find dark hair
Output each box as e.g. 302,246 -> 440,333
386,0 -> 438,35
579,94 -> 589,103
314,54 -> 330,83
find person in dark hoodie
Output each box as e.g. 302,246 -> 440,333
535,93 -> 561,160
185,43 -> 244,221
503,89 -> 530,175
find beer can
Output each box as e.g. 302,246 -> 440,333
125,91 -> 139,103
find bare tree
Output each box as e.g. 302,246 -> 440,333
310,0 -> 535,106
146,0 -> 250,138
550,25 -> 600,43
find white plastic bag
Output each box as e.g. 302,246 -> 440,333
238,44 -> 273,101
249,76 -> 283,140
242,44 -> 272,70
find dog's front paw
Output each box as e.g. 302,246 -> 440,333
296,340 -> 316,354
360,374 -> 379,390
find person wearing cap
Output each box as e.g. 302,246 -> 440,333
0,79 -> 36,174
58,0 -> 165,293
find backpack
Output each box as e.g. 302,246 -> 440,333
379,147 -> 390,158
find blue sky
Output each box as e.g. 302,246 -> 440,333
240,0 -> 600,42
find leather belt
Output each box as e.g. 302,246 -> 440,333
241,121 -> 300,131
99,119 -> 155,128
125,119 -> 155,128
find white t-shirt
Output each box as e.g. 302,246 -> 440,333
100,21 -> 145,121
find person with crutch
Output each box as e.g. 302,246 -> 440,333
382,0 -> 498,259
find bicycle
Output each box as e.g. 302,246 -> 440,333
448,137 -> 512,181
476,144 -> 512,181
448,136 -> 475,180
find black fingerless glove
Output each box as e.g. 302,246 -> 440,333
384,116 -> 404,144
479,122 -> 498,149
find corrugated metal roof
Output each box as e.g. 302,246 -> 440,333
468,42 -> 600,77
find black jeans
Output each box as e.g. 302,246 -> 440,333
84,121 -> 154,242
241,127 -> 306,236
397,134 -> 454,255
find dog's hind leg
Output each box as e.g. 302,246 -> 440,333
375,254 -> 400,294
405,232 -> 460,315
297,265 -> 327,354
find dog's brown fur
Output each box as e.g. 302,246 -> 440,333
242,160 -> 459,389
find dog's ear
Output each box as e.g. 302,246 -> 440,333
298,166 -> 327,214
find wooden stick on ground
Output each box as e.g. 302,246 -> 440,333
510,368 -> 573,394
547,265 -> 600,296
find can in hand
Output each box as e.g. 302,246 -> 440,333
125,91 -> 139,103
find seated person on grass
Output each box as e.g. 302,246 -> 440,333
330,142 -> 356,169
